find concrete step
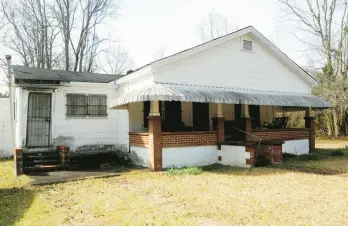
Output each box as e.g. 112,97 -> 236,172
24,164 -> 64,173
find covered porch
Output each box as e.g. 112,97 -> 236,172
110,83 -> 331,170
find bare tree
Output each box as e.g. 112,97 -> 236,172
98,45 -> 134,75
0,0 -> 121,72
152,46 -> 166,61
0,0 -> 60,68
198,11 -> 230,42
52,0 -> 78,71
279,0 -> 348,137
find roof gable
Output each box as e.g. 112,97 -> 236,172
151,26 -> 316,85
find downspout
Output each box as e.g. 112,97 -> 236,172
6,55 -> 15,151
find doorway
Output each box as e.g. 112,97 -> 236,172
26,93 -> 52,147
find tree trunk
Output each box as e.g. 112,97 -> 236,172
326,113 -> 332,137
332,110 -> 340,137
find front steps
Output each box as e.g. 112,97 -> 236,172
23,150 -> 63,173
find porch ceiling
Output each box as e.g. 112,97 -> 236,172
109,82 -> 331,109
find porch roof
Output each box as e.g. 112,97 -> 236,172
109,83 -> 331,109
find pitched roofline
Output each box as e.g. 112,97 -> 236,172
117,26 -> 317,85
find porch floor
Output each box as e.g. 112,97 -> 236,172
27,165 -> 130,185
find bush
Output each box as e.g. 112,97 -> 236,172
282,153 -> 297,158
297,154 -> 320,161
166,166 -> 203,175
331,150 -> 344,157
254,155 -> 272,167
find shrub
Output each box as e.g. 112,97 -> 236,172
282,152 -> 296,158
331,150 -> 344,157
254,155 -> 272,167
166,166 -> 203,175
297,154 -> 319,161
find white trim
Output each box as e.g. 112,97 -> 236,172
116,66 -> 152,84
121,26 -> 316,87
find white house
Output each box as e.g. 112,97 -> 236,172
9,26 -> 331,171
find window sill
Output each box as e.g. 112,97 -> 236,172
66,116 -> 108,120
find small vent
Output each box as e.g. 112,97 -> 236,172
243,40 -> 252,51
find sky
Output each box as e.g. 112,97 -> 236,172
0,0 -> 318,93
108,0 -> 315,68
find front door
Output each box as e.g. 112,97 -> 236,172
26,93 -> 52,147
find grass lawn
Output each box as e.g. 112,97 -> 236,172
1,149 -> 348,226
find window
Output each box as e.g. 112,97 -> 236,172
66,94 -> 107,117
243,40 -> 252,51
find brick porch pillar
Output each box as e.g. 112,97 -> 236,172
240,104 -> 252,141
13,148 -> 23,176
214,103 -> 225,144
241,104 -> 255,166
148,101 -> 162,171
305,108 -> 315,152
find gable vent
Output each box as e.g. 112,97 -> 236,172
243,40 -> 252,51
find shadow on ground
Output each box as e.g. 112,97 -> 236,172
0,188 -> 37,226
197,148 -> 348,177
27,164 -> 145,185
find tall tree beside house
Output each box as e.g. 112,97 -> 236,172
279,0 -> 348,137
198,11 -> 233,42
0,0 -> 132,74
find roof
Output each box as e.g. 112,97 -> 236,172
12,65 -> 122,83
109,82 -> 331,109
118,26 -> 317,85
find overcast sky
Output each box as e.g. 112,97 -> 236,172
108,0 -> 315,68
0,0 -> 317,89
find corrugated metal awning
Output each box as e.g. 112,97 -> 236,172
109,83 -> 331,109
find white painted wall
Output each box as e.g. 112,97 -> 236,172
129,146 -> 149,167
16,83 -> 129,152
162,146 -> 217,168
153,34 -> 310,94
0,98 -> 12,157
218,145 -> 249,167
283,139 -> 309,155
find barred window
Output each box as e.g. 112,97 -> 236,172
66,94 -> 107,117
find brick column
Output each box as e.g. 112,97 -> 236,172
240,117 -> 252,141
304,116 -> 315,152
57,145 -> 70,167
13,148 -> 23,176
148,116 -> 162,171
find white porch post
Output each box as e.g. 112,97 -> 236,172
216,103 -> 223,117
241,104 -> 250,118
149,101 -> 160,116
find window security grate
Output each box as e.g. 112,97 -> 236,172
66,94 -> 107,117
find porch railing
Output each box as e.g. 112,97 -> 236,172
129,131 -> 218,148
251,128 -> 310,141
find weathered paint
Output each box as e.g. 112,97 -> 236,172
0,98 -> 12,157
283,139 -> 310,155
162,146 -> 217,168
129,146 -> 149,167
218,145 -> 249,167
14,84 -> 129,152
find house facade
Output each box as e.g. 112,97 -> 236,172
11,66 -> 128,154
109,26 -> 330,170
9,26 -> 331,171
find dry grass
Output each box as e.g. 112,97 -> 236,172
1,151 -> 348,226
